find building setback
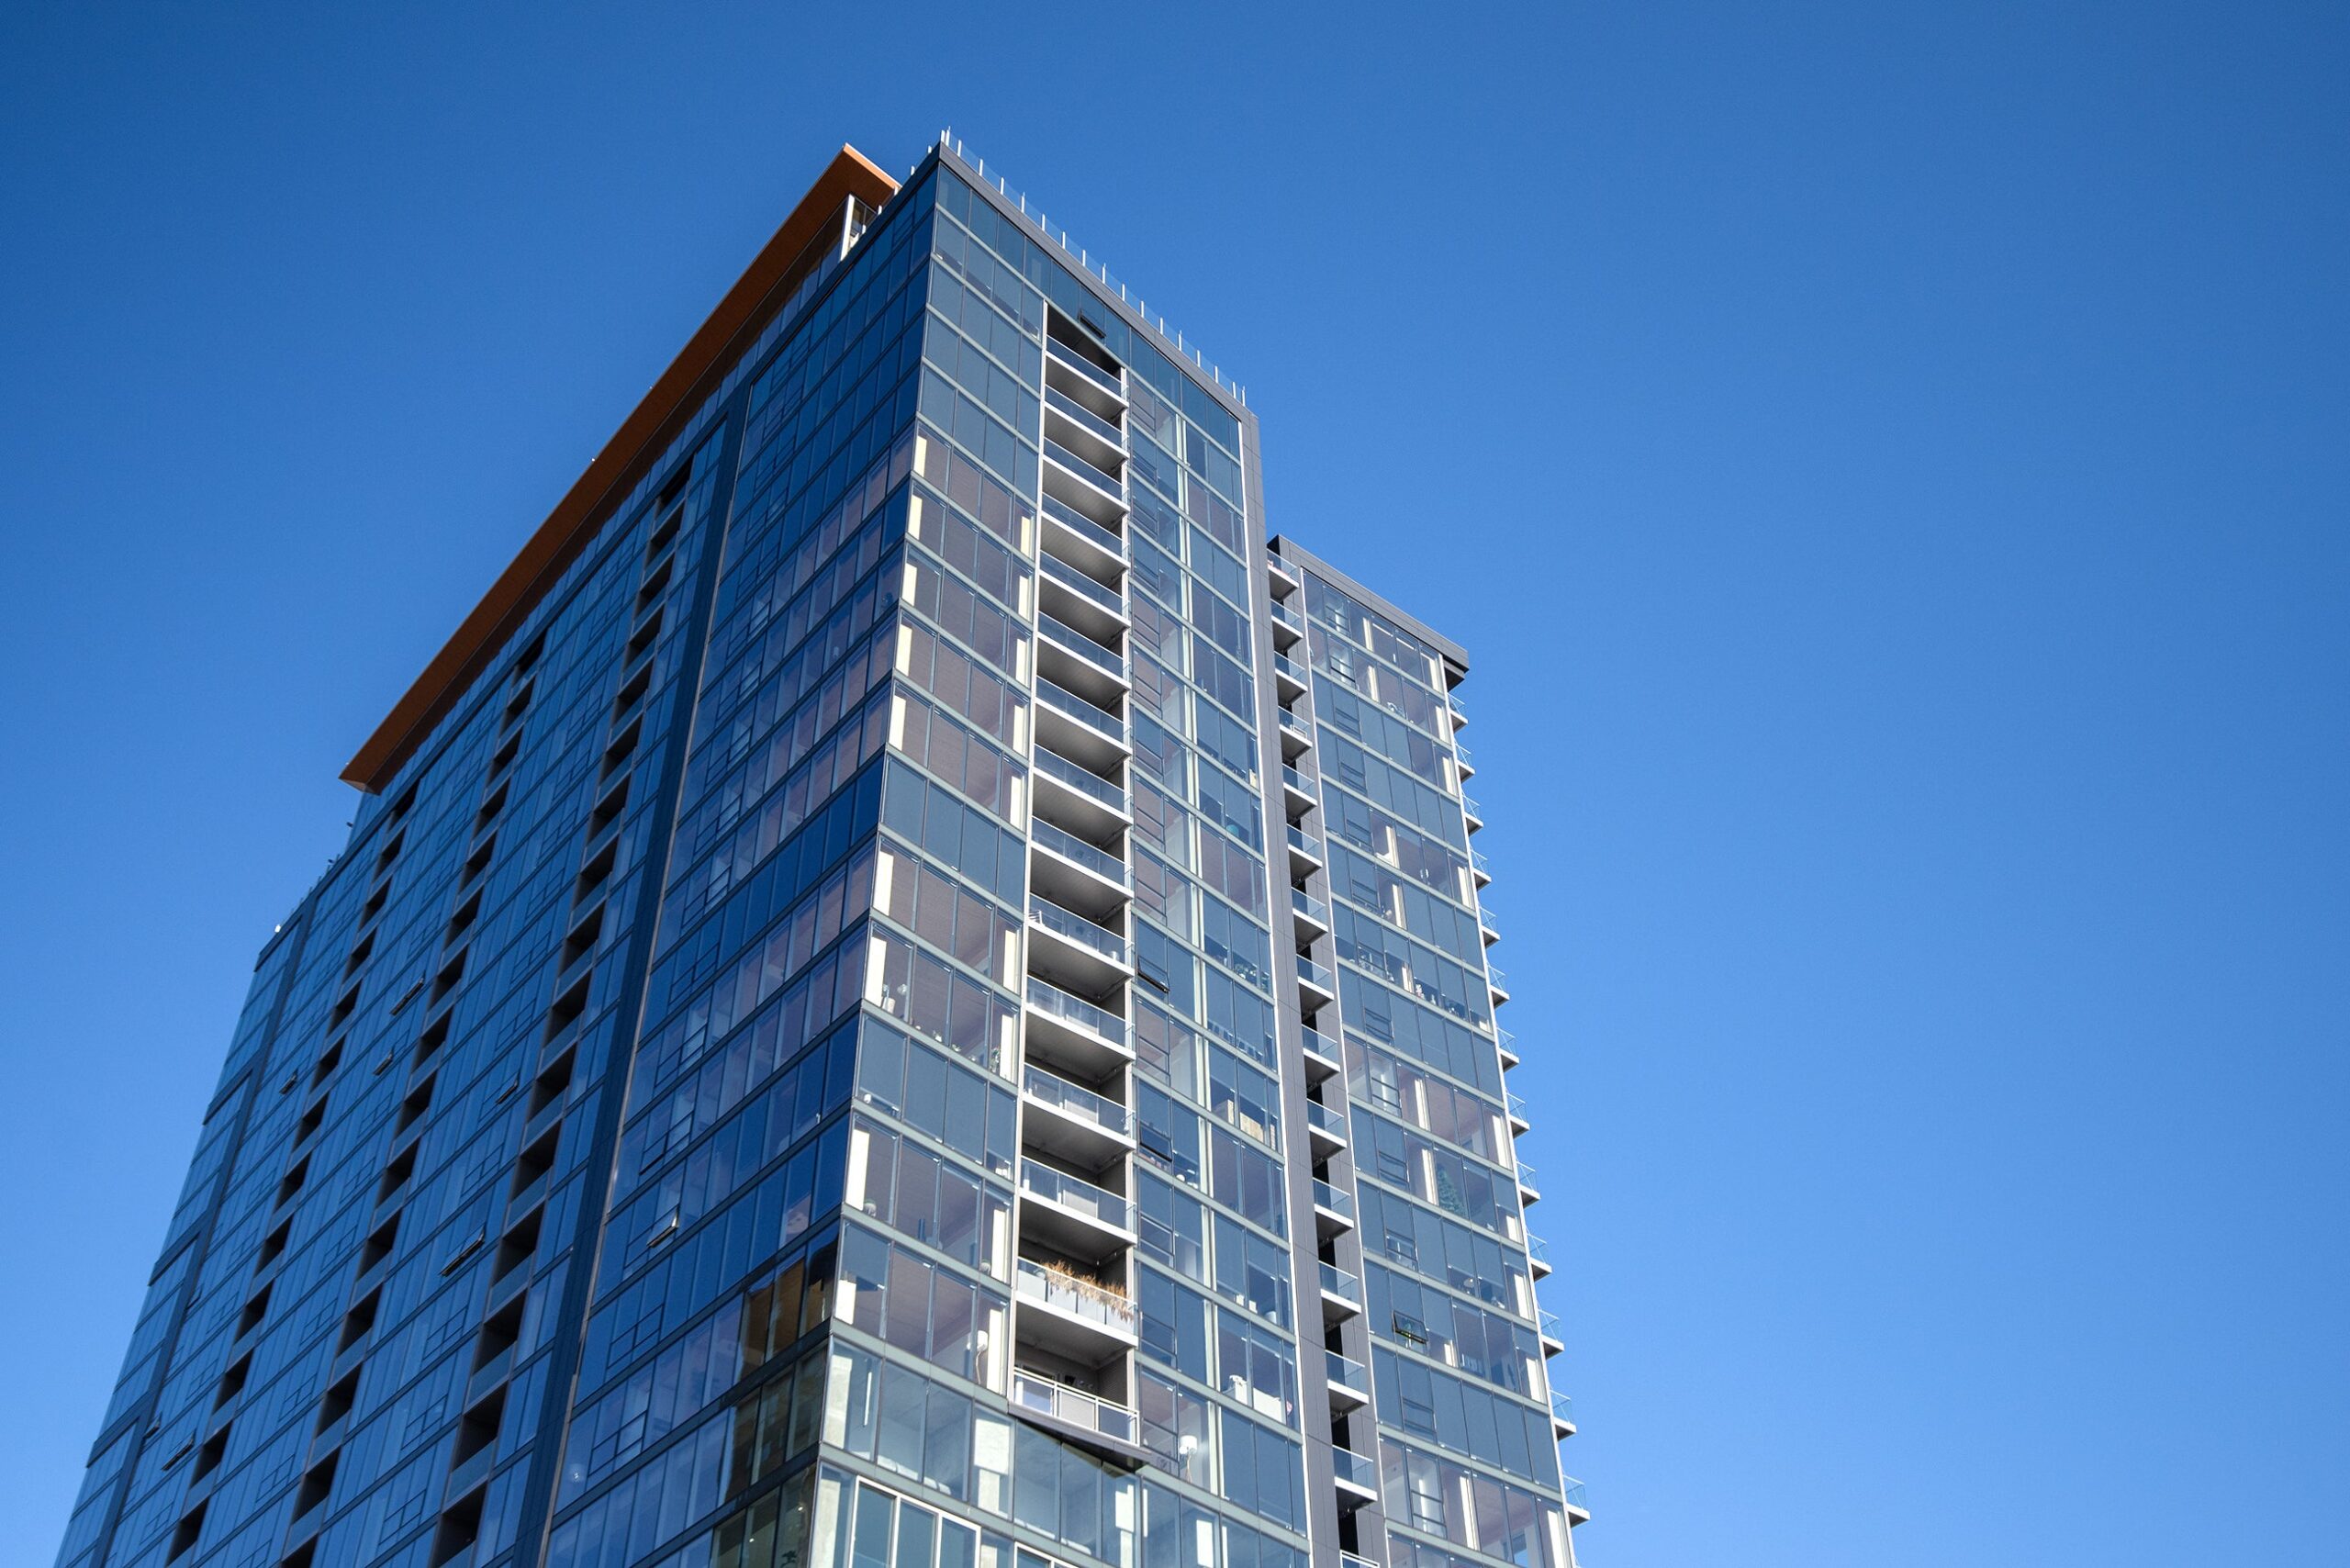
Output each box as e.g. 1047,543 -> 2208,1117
55,138 -> 1583,1568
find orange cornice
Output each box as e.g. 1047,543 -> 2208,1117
341,144 -> 900,791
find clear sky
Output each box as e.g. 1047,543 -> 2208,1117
4,3 -> 2344,1563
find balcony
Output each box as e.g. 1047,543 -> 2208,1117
1525,1232 -> 1554,1279
1296,956 -> 1337,1010
1046,334 -> 1125,403
1038,549 -> 1127,634
1014,1257 -> 1136,1357
1040,492 -> 1126,577
1562,1475 -> 1590,1522
1304,1096 -> 1348,1159
1027,895 -> 1132,995
1276,702 -> 1313,759
1037,611 -> 1127,707
1018,1159 -> 1134,1259
1447,692 -> 1468,730
1516,1159 -> 1541,1204
1284,823 -> 1324,879
1022,1064 -> 1133,1167
1471,846 -> 1493,888
1310,1178 -> 1356,1237
1539,1309 -> 1566,1356
1330,1443 -> 1378,1506
1498,1027 -> 1519,1069
1488,966 -> 1512,1006
1267,598 -> 1304,648
1035,678 -> 1128,773
1298,1025 -> 1342,1082
1011,1369 -> 1148,1469
1318,1260 -> 1361,1322
1271,652 -> 1309,703
1045,438 -> 1125,506
1267,553 -> 1299,595
1031,823 -> 1130,913
1046,385 -> 1127,454
1024,975 -> 1132,1076
1550,1389 -> 1576,1437
1326,1349 -> 1370,1412
1031,746 -> 1129,846
1280,764 -> 1316,820
1291,887 -> 1330,942
1453,742 -> 1476,779
1462,793 -> 1484,832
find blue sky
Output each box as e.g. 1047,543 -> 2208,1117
4,3 -> 2345,1563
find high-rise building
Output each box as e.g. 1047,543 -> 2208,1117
55,138 -> 1583,1568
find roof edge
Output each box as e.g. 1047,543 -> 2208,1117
340,144 -> 900,791
1266,534 -> 1472,675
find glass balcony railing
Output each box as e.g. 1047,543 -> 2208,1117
1015,1256 -> 1135,1329
1498,1026 -> 1518,1057
1516,1159 -> 1539,1191
1038,611 -> 1126,679
1019,1159 -> 1131,1232
1036,678 -> 1126,744
1454,743 -> 1475,768
1318,1260 -> 1360,1304
1041,493 -> 1126,559
1525,1233 -> 1551,1269
1471,847 -> 1494,876
1045,386 -> 1127,449
1046,335 -> 1125,398
1031,821 -> 1129,887
1297,958 -> 1337,992
1292,888 -> 1329,924
1329,1445 -> 1378,1492
1286,824 -> 1323,860
1013,1369 -> 1138,1443
1304,1099 -> 1348,1141
1299,1026 -> 1341,1067
1269,599 -> 1302,633
1310,1179 -> 1355,1221
1272,652 -> 1309,687
1046,438 -> 1123,498
1277,702 -> 1311,734
1023,1064 -> 1131,1138
1281,764 -> 1315,797
1029,897 -> 1129,965
1340,1554 -> 1382,1568
1326,1349 -> 1369,1394
1462,793 -> 1483,820
1033,746 -> 1127,815
1562,1476 -> 1589,1513
1024,977 -> 1128,1046
1550,1390 -> 1575,1428
1039,551 -> 1125,619
1539,1308 -> 1565,1343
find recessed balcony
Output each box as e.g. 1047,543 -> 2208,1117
1010,1368 -> 1148,1470
1310,1178 -> 1356,1238
1276,703 -> 1313,759
1041,493 -> 1127,580
1046,385 -> 1128,461
1296,956 -> 1337,1012
1027,894 -> 1132,995
1038,549 -> 1127,641
1271,652 -> 1309,704
1326,1349 -> 1371,1412
1014,1256 -> 1136,1359
1018,1158 -> 1135,1260
1022,1063 -> 1133,1167
1035,677 -> 1129,774
1045,438 -> 1125,510
1046,334 -> 1126,409
1299,1025 -> 1343,1082
1280,764 -> 1317,821
1024,974 -> 1133,1077
1268,554 -> 1300,595
1284,824 -> 1324,879
1318,1260 -> 1362,1322
1030,821 -> 1131,913
1304,1096 -> 1348,1159
1031,745 -> 1130,846
1292,887 -> 1330,943
1268,599 -> 1304,649
1037,611 -> 1127,711
1330,1443 -> 1379,1507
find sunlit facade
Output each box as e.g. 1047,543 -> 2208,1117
56,137 -> 1580,1568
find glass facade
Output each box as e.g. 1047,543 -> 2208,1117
56,139 -> 1578,1568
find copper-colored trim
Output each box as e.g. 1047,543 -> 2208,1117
340,144 -> 900,791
